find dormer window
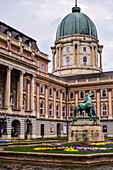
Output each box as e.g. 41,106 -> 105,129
20,36 -> 23,42
9,31 -> 12,37
41,64 -> 44,72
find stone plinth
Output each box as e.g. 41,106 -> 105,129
69,118 -> 104,142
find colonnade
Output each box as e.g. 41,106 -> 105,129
51,43 -> 103,71
4,66 -> 35,113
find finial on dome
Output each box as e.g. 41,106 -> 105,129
72,0 -> 80,13
75,0 -> 77,7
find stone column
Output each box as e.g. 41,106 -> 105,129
99,49 -> 102,70
19,71 -> 24,110
59,47 -> 62,67
56,48 -> 59,68
92,46 -> 94,66
77,44 -> 80,65
4,67 -> 12,108
60,90 -> 63,120
108,88 -> 112,119
36,83 -> 40,118
75,91 -> 78,106
30,75 -> 35,112
96,89 -> 100,117
66,88 -> 69,120
20,119 -> 25,139
45,85 -> 48,118
27,79 -> 30,111
95,47 -> 97,66
52,49 -> 55,70
73,43 -> 76,64
6,117 -> 12,139
53,88 -> 56,119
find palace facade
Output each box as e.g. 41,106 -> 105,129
0,4 -> 113,139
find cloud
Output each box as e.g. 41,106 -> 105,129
0,0 -> 113,73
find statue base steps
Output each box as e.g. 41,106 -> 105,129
69,118 -> 104,142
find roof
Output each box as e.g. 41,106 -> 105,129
0,21 -> 39,50
56,6 -> 98,39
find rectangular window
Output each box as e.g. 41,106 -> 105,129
63,106 -> 66,117
49,88 -> 52,96
66,57 -> 70,66
40,85 -> 44,94
41,64 -> 44,72
63,92 -> 65,100
56,105 -> 59,117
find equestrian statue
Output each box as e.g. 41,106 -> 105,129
74,93 -> 99,119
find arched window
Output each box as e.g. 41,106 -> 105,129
56,90 -> 59,98
63,92 -> 65,100
23,98 -> 25,110
56,105 -> 59,117
63,106 -> 66,117
66,57 -> 70,66
69,106 -> 73,117
49,88 -> 52,96
102,104 -> 107,117
49,104 -> 53,116
70,92 -> 74,100
0,91 -> 2,107
10,93 -> 15,109
40,85 -> 44,94
102,90 -> 107,98
91,90 -> 95,98
40,101 -> 44,115
80,91 -> 84,99
83,56 -> 87,66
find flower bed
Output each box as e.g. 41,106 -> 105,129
34,141 -> 113,152
0,139 -> 31,143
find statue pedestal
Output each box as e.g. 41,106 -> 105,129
69,118 -> 104,142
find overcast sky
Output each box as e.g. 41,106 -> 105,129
1,0 -> 113,72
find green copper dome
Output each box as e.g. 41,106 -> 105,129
56,7 -> 98,39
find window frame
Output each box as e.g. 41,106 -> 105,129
83,56 -> 87,66
23,97 -> 25,110
49,88 -> 53,97
40,85 -> 44,94
56,105 -> 59,117
10,93 -> 15,109
69,106 -> 73,118
49,103 -> 53,116
79,91 -> 84,99
102,104 -> 107,117
41,64 -> 44,72
83,47 -> 87,52
63,106 -> 66,117
66,56 -> 70,66
40,101 -> 44,115
56,90 -> 59,98
69,92 -> 74,100
101,89 -> 107,98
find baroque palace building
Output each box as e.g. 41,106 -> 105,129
0,4 -> 113,139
